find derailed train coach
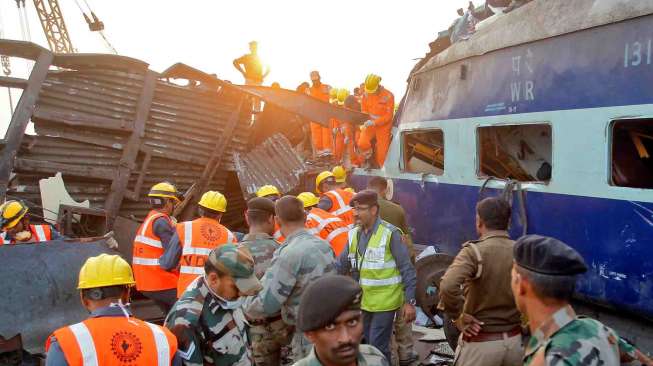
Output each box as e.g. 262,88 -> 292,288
351,0 -> 653,350
0,40 -> 367,361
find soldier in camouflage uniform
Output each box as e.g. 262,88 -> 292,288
244,196 -> 336,362
241,197 -> 291,366
511,235 -> 652,366
294,275 -> 388,366
165,244 -> 262,366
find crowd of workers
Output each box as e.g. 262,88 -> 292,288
2,162 -> 651,366
233,41 -> 395,168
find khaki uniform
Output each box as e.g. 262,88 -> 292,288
241,233 -> 290,366
378,198 -> 414,261
439,230 -> 523,366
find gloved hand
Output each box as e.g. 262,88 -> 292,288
364,120 -> 374,128
332,128 -> 339,135
340,126 -> 347,134
344,136 -> 349,145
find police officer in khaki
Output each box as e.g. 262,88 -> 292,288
294,275 -> 388,366
439,197 -> 523,366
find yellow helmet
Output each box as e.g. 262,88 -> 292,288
77,254 -> 135,289
336,88 -> 350,106
315,171 -> 335,193
344,187 -> 355,193
364,74 -> 381,94
297,192 -> 319,208
148,182 -> 180,202
332,165 -> 347,183
256,185 -> 280,198
198,191 -> 227,213
329,87 -> 338,99
0,200 -> 28,230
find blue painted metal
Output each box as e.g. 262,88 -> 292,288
403,14 -> 653,123
350,175 -> 653,320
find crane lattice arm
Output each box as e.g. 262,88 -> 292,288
32,0 -> 74,53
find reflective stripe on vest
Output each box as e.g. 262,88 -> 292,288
132,257 -> 160,266
349,222 -> 403,312
68,323 -> 98,366
58,318 -> 175,366
325,226 -> 349,243
307,212 -> 342,232
177,218 -> 235,297
0,232 -> 9,245
132,211 -> 178,292
327,190 -> 352,216
145,322 -> 171,366
32,225 -> 48,242
180,266 -> 205,275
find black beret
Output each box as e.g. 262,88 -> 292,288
350,189 -> 378,207
514,235 -> 588,276
247,197 -> 275,214
297,275 -> 362,332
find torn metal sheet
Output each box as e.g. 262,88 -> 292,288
160,62 -> 369,127
0,239 -> 115,353
238,85 -> 369,127
234,134 -> 307,197
39,172 -> 90,224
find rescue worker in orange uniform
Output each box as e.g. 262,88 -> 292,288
256,184 -> 285,242
45,254 -> 180,365
332,165 -> 355,193
132,182 -> 180,314
358,74 -> 395,168
329,88 -> 349,164
297,192 -> 349,256
159,191 -> 237,297
309,71 -> 333,157
0,200 -> 64,244
315,171 -> 355,229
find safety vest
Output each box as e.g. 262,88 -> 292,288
273,222 -> 285,243
0,224 -> 52,244
324,189 -> 354,228
176,217 -> 236,297
348,221 -> 403,312
132,210 -> 179,292
46,316 -> 177,366
306,208 -> 349,256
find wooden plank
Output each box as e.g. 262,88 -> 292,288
0,76 -> 28,89
0,49 -> 54,201
15,158 -> 115,180
104,71 -> 157,227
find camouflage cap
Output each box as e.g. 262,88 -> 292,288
208,244 -> 262,295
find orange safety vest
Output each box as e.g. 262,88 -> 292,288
306,208 -> 349,256
132,210 -> 179,292
46,316 -> 177,366
323,189 -> 355,228
0,224 -> 52,244
176,217 -> 236,297
272,222 -> 285,243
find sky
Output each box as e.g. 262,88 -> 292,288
0,0 -> 471,134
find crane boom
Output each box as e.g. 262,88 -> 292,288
32,0 -> 74,53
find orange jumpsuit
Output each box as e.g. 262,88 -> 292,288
309,84 -> 333,153
358,87 -> 395,167
330,117 -> 346,162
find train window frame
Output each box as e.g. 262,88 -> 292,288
475,122 -> 553,184
400,128 -> 445,176
609,118 -> 653,189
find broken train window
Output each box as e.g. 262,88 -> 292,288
611,119 -> 653,189
477,124 -> 552,182
402,129 -> 444,175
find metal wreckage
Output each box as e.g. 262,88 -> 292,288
0,39 -> 367,363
